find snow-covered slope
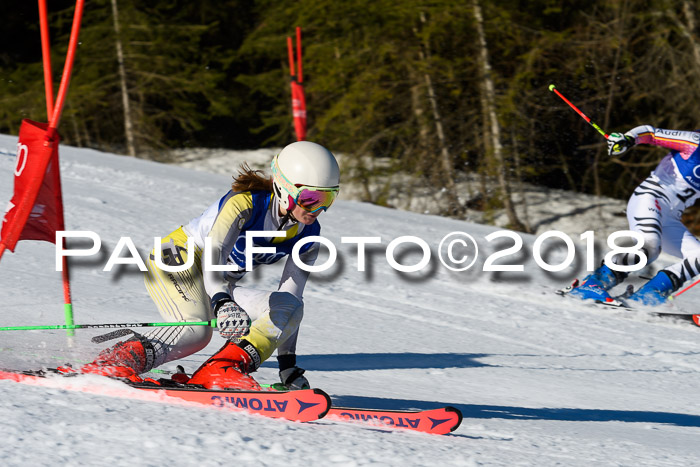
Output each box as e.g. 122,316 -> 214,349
1,135 -> 700,466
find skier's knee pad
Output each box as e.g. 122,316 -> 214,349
269,291 -> 304,325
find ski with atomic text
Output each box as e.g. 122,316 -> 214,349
326,406 -> 462,435
0,368 -> 330,422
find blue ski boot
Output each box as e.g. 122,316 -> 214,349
566,264 -> 627,304
626,270 -> 681,307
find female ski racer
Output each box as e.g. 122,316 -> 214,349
569,126 -> 700,306
75,141 -> 340,390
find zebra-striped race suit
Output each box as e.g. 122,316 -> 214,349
616,125 -> 700,284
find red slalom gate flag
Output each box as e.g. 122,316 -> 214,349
287,27 -> 307,142
291,80 -> 307,141
1,119 -> 64,252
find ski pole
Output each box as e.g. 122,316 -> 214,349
549,84 -> 609,139
0,320 -> 217,332
671,278 -> 700,300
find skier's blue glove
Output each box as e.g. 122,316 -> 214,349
607,132 -> 635,157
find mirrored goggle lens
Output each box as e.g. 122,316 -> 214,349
296,188 -> 338,212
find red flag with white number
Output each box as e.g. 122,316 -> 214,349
1,119 -> 64,252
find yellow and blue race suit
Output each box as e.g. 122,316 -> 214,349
141,190 -> 320,370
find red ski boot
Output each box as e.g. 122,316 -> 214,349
77,337 -> 155,382
188,341 -> 262,390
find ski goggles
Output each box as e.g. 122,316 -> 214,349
295,186 -> 339,213
271,155 -> 340,213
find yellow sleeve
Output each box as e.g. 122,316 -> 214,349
203,192 -> 253,304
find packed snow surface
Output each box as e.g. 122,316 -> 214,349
1,135 -> 700,466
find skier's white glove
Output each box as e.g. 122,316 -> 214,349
280,366 -> 310,390
214,300 -> 251,340
607,132 -> 635,157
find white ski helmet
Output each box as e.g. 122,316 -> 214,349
271,141 -> 340,212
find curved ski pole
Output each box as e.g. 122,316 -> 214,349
0,320 -> 217,332
549,84 -> 609,139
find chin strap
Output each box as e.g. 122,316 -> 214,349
278,209 -> 298,230
274,192 -> 298,230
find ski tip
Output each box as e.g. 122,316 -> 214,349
312,388 -> 332,419
444,406 -> 463,432
694,315 -> 700,326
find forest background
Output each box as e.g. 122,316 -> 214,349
2,0 -> 700,233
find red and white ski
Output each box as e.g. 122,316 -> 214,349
0,368 -> 330,423
0,368 -> 463,434
326,406 -> 462,435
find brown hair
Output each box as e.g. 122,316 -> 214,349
231,163 -> 273,193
